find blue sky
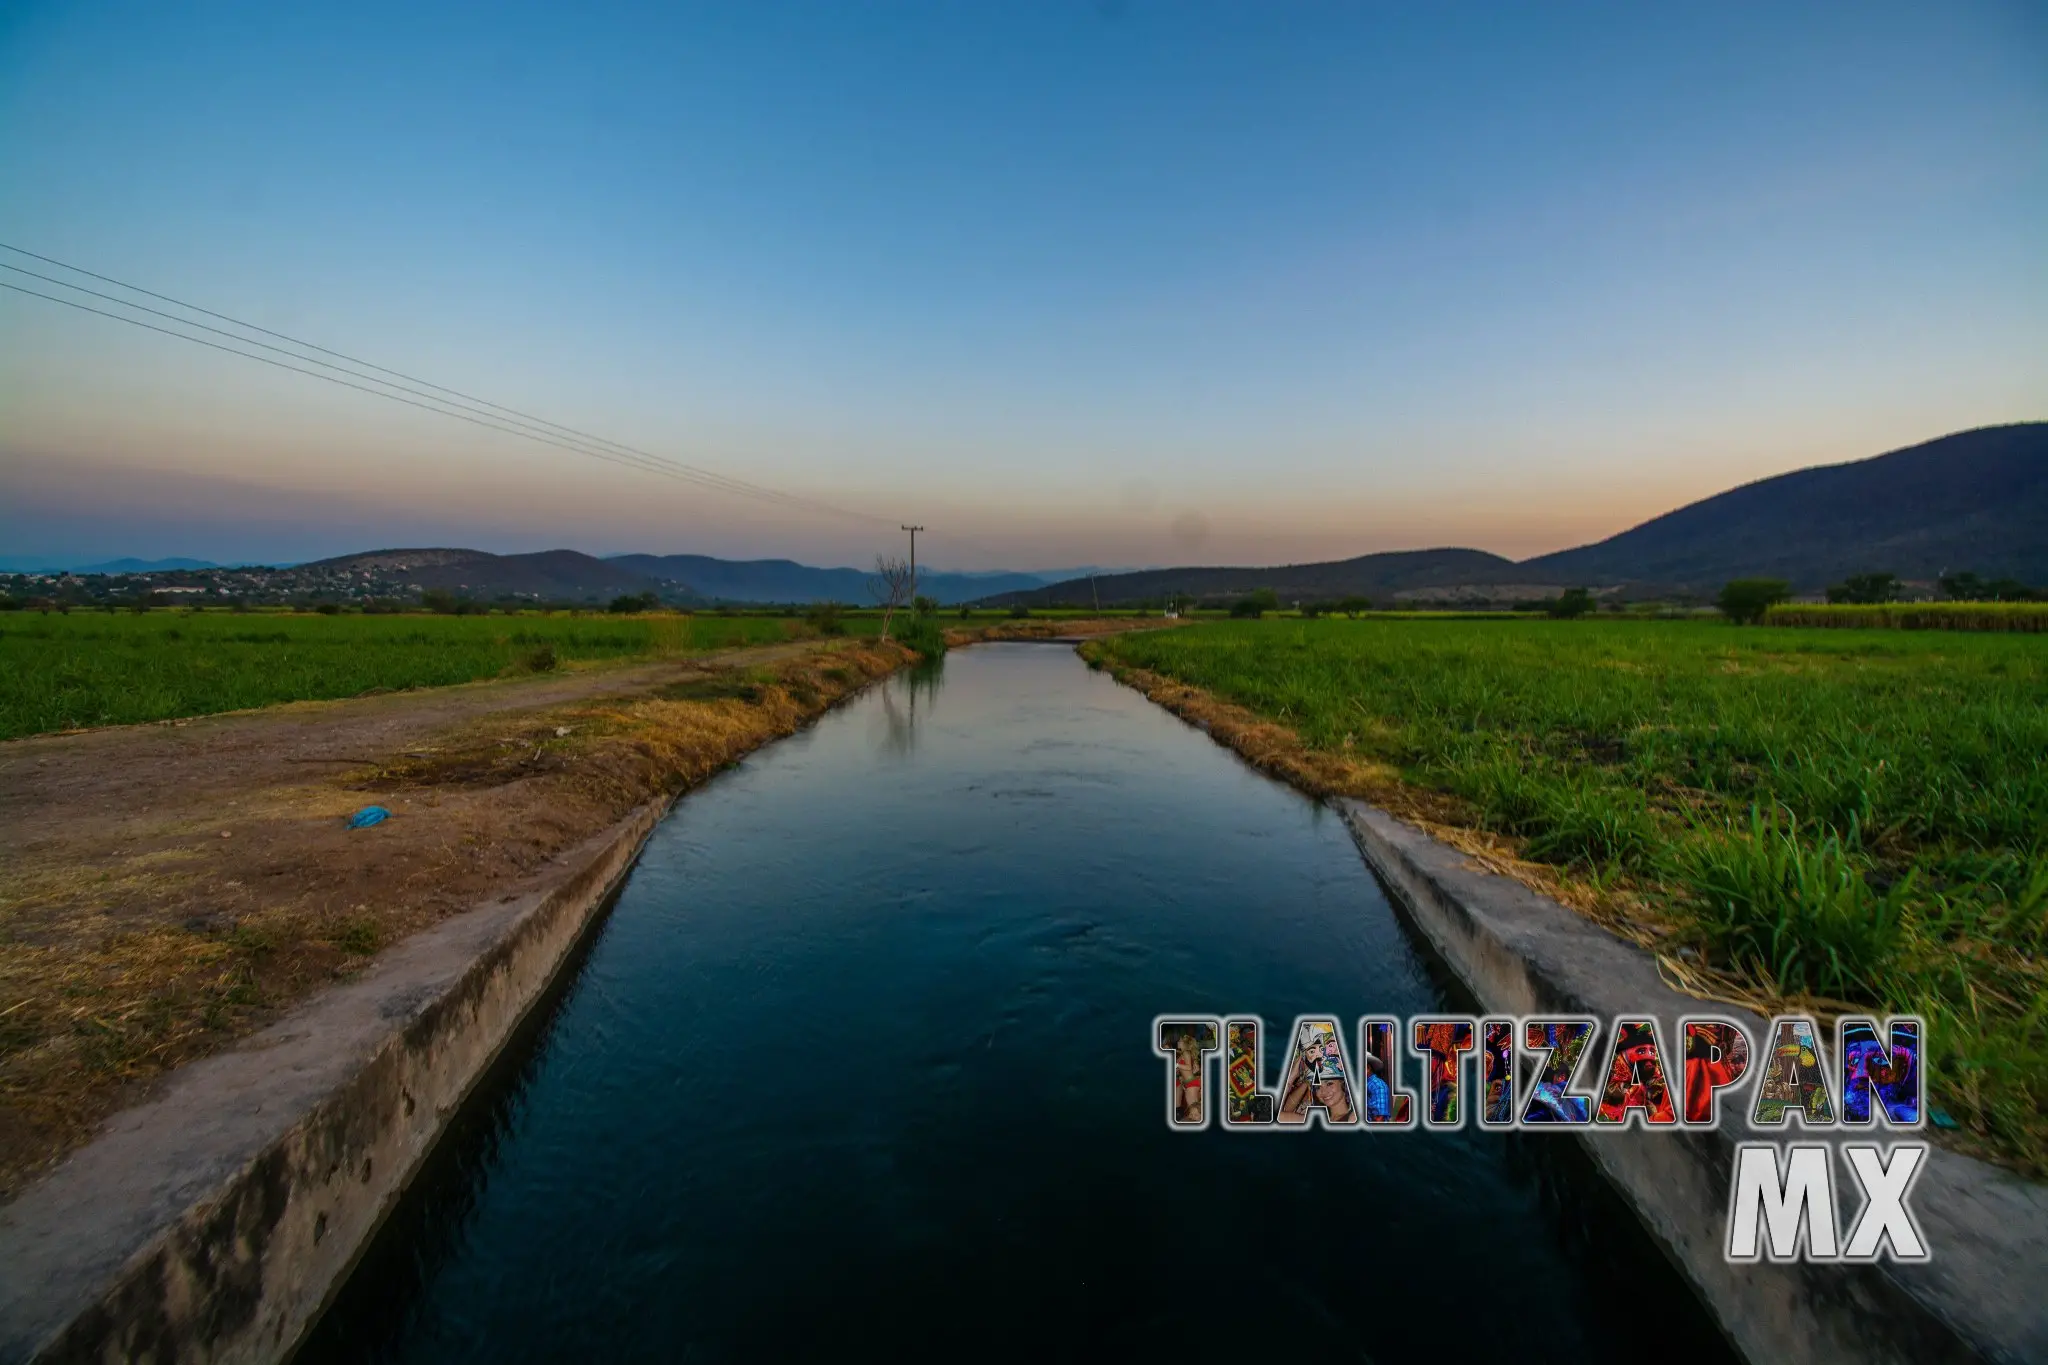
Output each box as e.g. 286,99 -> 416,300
2,1 -> 2042,570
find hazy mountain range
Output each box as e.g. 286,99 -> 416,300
273,550 -> 1127,605
0,556 -> 229,575
0,549 -> 1135,603
605,554 -> 1056,604
8,423 -> 2039,603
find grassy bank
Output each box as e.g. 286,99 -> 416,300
0,610 -> 890,740
1090,618 -> 2048,1173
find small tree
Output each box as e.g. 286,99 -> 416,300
912,594 -> 939,617
1717,578 -> 1790,625
1547,587 -> 1594,619
1939,571 -> 1985,601
869,555 -> 916,641
805,601 -> 846,636
1229,588 -> 1279,619
1825,572 -> 1898,605
1334,595 -> 1373,617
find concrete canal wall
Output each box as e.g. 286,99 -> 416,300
1340,800 -> 2048,1365
0,798 -> 673,1364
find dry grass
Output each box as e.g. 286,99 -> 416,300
0,639 -> 908,1199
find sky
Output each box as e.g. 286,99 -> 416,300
2,1 -> 2043,572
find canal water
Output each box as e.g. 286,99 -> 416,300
303,644 -> 1735,1364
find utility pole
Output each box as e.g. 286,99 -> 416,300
901,525 -> 924,600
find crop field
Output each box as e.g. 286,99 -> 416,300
0,610 -> 881,740
1093,618 -> 2048,1171
1766,602 -> 2048,632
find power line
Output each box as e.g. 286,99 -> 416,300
0,262 -> 859,520
0,262 -> 708,482
0,280 -> 862,508
0,241 -> 809,499
0,242 -> 892,527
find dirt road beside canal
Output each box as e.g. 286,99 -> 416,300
0,637 -> 912,1197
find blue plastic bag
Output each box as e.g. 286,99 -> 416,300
347,805 -> 392,829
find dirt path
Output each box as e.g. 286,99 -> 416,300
0,638 -> 906,1196
2,641 -> 828,841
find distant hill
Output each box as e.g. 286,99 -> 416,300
302,548 -> 671,601
996,422 -> 2046,605
607,553 -> 1048,604
1522,422 -> 2048,590
75,556 -> 221,575
0,556 -> 223,574
291,547 -> 1053,604
991,548 -> 1529,608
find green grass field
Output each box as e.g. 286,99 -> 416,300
1095,618 -> 2048,1170
0,609 -> 880,739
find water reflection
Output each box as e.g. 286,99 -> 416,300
872,653 -> 945,757
303,644 -> 1735,1365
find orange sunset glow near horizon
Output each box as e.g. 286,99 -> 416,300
3,2 -> 2043,571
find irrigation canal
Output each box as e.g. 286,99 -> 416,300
302,643 -> 1737,1364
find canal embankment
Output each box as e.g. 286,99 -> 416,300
0,801 -> 670,1364
1344,801 -> 2048,1365
1090,647 -> 2048,1365
0,637 -> 914,1362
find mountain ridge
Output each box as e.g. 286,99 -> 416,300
988,547 -> 1524,608
300,548 -> 661,600
1519,422 -> 2045,589
996,422 -> 2046,605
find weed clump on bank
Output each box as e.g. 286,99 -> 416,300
894,614 -> 948,658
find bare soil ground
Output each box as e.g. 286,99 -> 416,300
0,638 -> 911,1198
